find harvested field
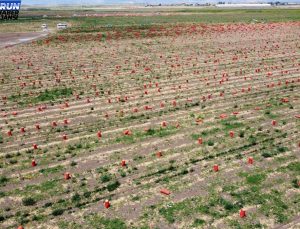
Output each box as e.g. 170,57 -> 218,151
0,8 -> 300,229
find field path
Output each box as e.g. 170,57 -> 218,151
0,32 -> 49,48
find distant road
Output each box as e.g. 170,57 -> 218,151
0,32 -> 48,48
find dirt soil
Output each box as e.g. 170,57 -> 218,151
0,32 -> 48,48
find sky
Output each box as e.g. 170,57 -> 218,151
21,0 -> 300,5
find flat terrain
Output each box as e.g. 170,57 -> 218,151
0,32 -> 48,48
0,7 -> 299,229
1,7 -> 300,32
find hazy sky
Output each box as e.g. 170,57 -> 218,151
22,0 -> 300,5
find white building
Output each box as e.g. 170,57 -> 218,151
216,4 -> 271,8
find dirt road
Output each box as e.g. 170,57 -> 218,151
0,32 -> 48,48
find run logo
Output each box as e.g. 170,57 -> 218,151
0,1 -> 21,20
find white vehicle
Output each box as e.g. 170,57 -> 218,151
41,24 -> 48,32
57,23 -> 68,30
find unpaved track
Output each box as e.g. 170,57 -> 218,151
0,32 -> 48,48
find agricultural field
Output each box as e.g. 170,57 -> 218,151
0,7 -> 300,229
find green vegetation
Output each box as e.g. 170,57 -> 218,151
159,200 -> 192,223
207,140 -> 214,146
2,8 -> 300,35
86,214 -> 127,229
22,197 -> 36,206
52,208 -> 64,216
191,127 -> 220,140
228,219 -> 264,228
39,165 -> 63,176
70,161 -> 77,167
245,173 -> 267,185
283,162 -> 300,173
22,180 -> 63,198
9,88 -> 73,105
221,117 -> 244,130
238,131 -> 245,138
261,145 -> 289,158
264,110 -> 278,119
115,126 -> 177,144
101,173 -> 112,183
292,179 -> 299,188
192,218 -> 205,227
231,183 -> 290,223
71,193 -> 81,203
106,180 -> 120,192
33,88 -> 73,102
158,193 -> 240,224
0,176 -> 8,186
248,135 -> 257,145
